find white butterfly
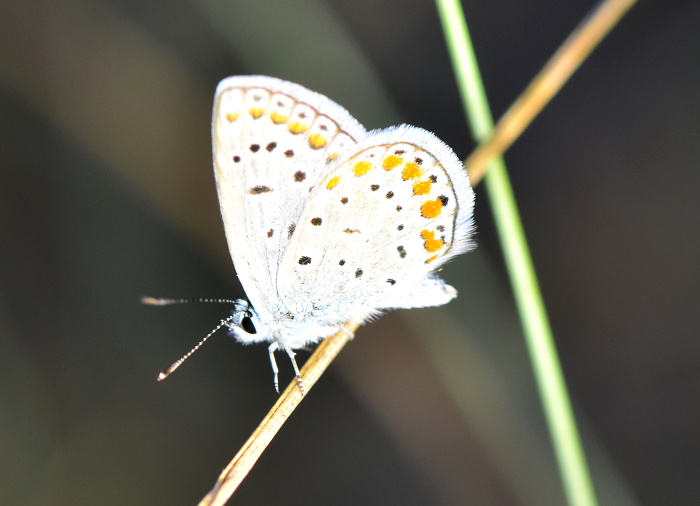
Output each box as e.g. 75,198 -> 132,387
152,76 -> 475,392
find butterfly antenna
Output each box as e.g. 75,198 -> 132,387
142,296 -> 239,305
157,315 -> 235,381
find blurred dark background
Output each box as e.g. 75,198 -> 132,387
1,0 -> 698,504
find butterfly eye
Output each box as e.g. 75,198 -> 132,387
241,315 -> 257,334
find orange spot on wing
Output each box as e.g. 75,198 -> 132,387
421,229 -> 445,253
270,111 -> 287,124
426,255 -> 438,264
382,155 -> 403,171
308,133 -> 327,149
413,180 -> 432,195
326,175 -> 341,189
289,122 -> 307,134
352,161 -> 372,177
249,107 -> 264,119
225,112 -> 239,122
402,161 -> 423,180
421,198 -> 444,219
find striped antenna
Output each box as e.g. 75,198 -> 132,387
141,296 -> 239,305
157,315 -> 235,381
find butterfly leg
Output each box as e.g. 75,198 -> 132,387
268,342 -> 280,393
339,323 -> 355,340
283,345 -> 306,395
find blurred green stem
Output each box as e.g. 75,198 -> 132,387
435,1 -> 598,505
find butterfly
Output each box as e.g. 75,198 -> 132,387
149,76 -> 474,392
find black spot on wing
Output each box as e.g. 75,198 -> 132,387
249,186 -> 272,194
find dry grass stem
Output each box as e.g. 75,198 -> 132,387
465,0 -> 638,185
197,323 -> 358,506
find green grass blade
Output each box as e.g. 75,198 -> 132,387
435,1 -> 599,505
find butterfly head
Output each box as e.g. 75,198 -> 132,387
227,299 -> 270,344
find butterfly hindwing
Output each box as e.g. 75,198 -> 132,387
277,126 -> 474,322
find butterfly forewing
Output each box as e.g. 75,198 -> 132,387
212,76 -> 367,320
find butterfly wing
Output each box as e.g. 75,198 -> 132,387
212,76 -> 367,321
277,125 -> 475,324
